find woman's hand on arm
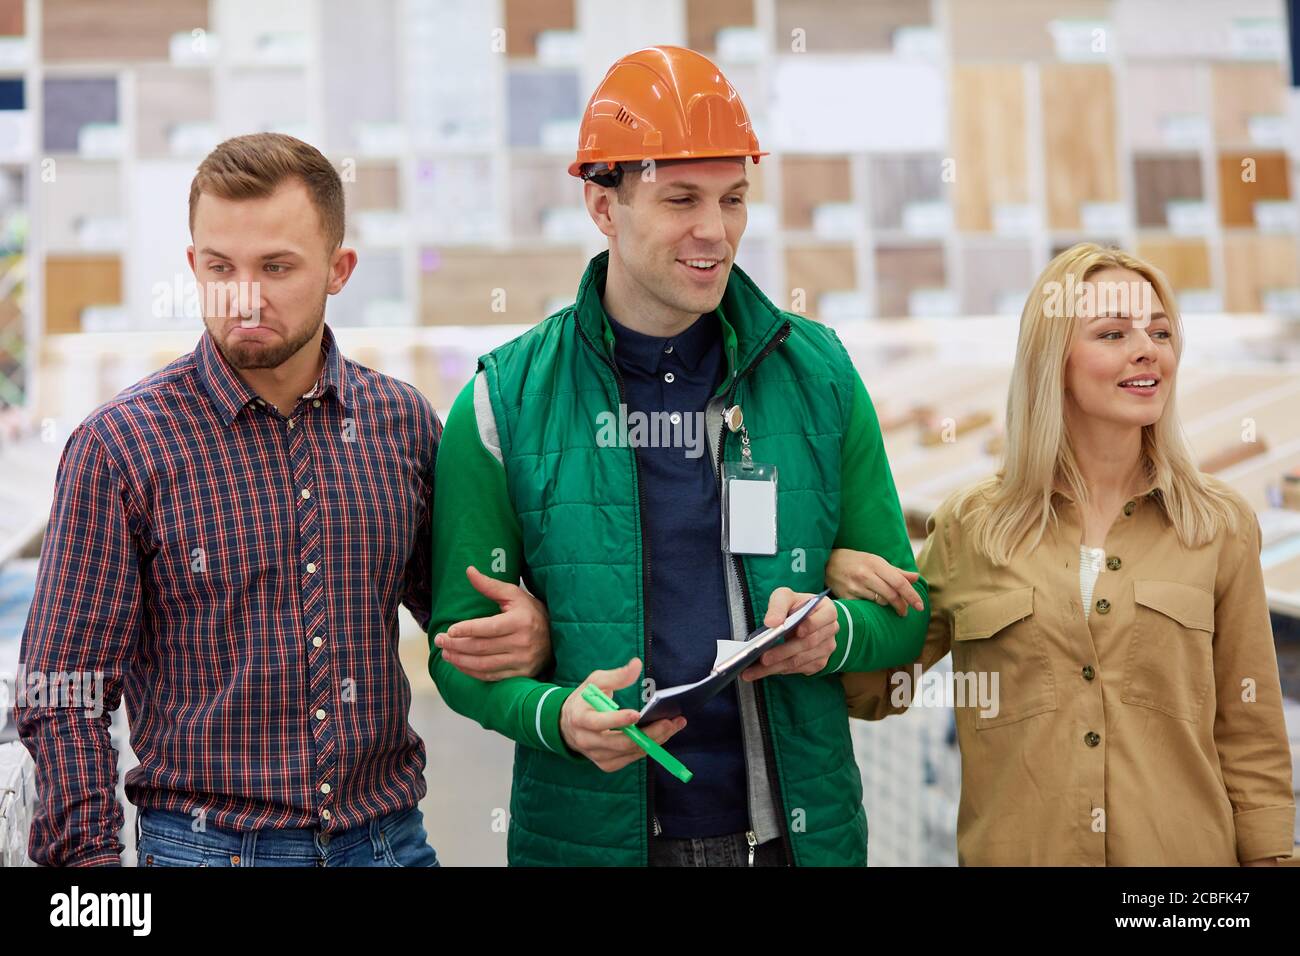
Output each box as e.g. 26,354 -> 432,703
826,548 -> 924,617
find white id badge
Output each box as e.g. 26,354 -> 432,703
722,460 -> 778,555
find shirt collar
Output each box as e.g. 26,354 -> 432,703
1051,473 -> 1164,508
570,252 -> 782,391
195,323 -> 353,424
606,309 -> 719,376
314,324 -> 352,406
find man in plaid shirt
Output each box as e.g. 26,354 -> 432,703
16,133 -> 551,866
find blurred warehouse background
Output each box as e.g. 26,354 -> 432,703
2,0 -> 1300,865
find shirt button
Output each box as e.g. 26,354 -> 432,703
320,783 -> 331,794
1106,556 -> 1121,571
288,419 -> 296,430
1082,664 -> 1096,681
1123,501 -> 1135,516
1095,598 -> 1110,614
670,412 -> 681,425
306,562 -> 317,573
315,708 -> 327,721
321,809 -> 331,821
664,372 -> 675,383
312,636 -> 323,648
300,488 -> 311,499
1084,731 -> 1101,747
664,345 -> 674,354
313,399 -> 321,408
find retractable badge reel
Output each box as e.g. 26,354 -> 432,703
721,404 -> 778,555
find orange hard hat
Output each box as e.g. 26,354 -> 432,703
568,45 -> 767,179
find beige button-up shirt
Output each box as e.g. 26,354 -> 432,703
844,475 -> 1295,865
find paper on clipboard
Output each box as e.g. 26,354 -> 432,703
713,640 -> 748,668
636,589 -> 830,725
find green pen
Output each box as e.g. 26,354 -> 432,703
581,683 -> 693,784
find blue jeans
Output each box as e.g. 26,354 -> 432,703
136,805 -> 440,867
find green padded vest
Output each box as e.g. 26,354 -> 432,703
479,252 -> 867,866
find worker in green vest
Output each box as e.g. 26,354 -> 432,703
427,45 -> 929,866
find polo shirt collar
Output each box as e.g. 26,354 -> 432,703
606,309 -> 719,376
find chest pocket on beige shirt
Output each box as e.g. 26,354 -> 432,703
953,586 -> 1057,729
1121,580 -> 1215,722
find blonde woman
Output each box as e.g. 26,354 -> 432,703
834,243 -> 1295,866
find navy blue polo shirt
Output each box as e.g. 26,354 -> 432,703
606,308 -> 748,838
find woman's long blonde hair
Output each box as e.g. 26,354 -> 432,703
953,242 -> 1240,565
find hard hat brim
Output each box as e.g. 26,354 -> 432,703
568,149 -> 770,179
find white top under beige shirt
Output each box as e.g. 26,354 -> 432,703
1080,546 -> 1105,620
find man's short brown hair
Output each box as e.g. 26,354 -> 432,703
188,133 -> 345,250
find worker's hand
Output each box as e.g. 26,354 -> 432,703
741,588 -> 839,681
559,658 -> 686,772
826,548 -> 923,617
432,566 -> 552,681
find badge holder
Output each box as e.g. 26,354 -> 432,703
720,405 -> 778,556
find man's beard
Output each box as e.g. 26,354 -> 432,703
208,291 -> 327,371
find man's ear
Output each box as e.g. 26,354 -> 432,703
186,244 -> 197,276
326,246 -> 358,295
583,181 -> 618,240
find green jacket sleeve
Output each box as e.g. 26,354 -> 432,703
817,372 -> 931,674
427,374 -> 582,760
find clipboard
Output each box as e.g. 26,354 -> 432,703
636,589 -> 831,725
